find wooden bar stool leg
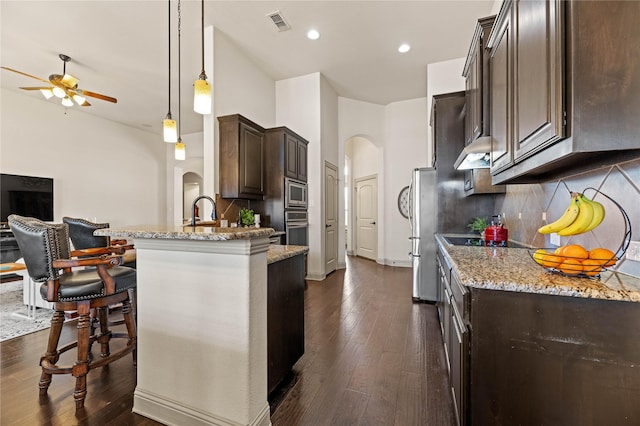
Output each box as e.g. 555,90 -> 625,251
97,306 -> 112,359
122,299 -> 137,366
39,309 -> 65,395
72,302 -> 91,409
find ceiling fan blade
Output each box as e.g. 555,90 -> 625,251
1,66 -> 50,84
19,86 -> 54,90
75,88 -> 117,103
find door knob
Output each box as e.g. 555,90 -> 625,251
325,224 -> 330,228
370,221 -> 376,225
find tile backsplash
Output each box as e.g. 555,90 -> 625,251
497,157 -> 640,279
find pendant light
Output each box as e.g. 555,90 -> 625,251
163,0 -> 178,142
175,0 -> 186,160
193,0 -> 211,115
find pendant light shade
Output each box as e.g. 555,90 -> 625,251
194,76 -> 211,115
163,115 -> 178,142
193,0 -> 211,115
175,138 -> 186,160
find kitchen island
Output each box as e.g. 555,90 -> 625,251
95,225 -> 280,426
434,234 -> 640,425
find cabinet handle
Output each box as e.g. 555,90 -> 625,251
325,224 -> 330,228
370,221 -> 376,225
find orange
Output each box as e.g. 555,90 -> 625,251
533,250 -> 563,269
581,259 -> 603,277
589,247 -> 617,267
557,258 -> 583,275
561,244 -> 589,260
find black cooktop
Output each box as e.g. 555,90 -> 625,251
443,236 -> 528,249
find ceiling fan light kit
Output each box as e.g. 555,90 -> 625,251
193,0 -> 211,115
1,52 -> 116,109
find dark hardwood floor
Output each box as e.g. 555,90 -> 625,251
0,256 -> 455,425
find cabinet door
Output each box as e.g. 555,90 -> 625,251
450,307 -> 468,426
239,122 -> 265,198
513,0 -> 565,160
285,135 -> 299,180
296,140 -> 307,182
466,49 -> 482,145
490,7 -> 513,173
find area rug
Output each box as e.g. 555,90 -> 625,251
0,281 -> 52,342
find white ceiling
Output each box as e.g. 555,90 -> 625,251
0,1 -> 495,137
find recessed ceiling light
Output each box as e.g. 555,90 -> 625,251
307,29 -> 320,40
398,43 -> 411,53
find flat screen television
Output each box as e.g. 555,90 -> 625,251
1,173 -> 54,223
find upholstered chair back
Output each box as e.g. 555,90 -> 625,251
62,217 -> 110,250
8,214 -> 70,283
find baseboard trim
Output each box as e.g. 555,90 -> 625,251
305,272 -> 326,281
133,388 -> 270,426
382,259 -> 412,268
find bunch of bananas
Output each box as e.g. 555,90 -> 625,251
538,192 -> 605,236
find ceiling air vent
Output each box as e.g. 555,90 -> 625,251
266,11 -> 291,32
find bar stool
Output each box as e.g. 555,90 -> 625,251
8,215 -> 137,410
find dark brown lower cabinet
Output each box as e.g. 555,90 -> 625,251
437,248 -> 468,426
469,288 -> 640,425
267,254 -> 305,395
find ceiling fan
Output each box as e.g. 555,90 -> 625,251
1,53 -> 117,107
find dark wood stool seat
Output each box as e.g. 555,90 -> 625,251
8,215 -> 137,410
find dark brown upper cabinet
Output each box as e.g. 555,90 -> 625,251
462,15 -> 504,196
463,15 -> 495,146
488,0 -> 640,184
218,114 -> 266,200
268,127 -> 308,183
488,0 -> 565,176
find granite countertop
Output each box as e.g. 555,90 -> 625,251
95,225 -> 274,241
267,245 -> 309,264
436,234 -> 640,303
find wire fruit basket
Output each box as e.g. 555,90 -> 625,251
528,187 -> 632,279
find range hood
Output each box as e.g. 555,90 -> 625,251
454,136 -> 491,170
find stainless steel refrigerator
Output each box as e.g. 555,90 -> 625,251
409,167 -> 438,302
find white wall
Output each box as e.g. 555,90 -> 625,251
338,98 -> 386,263
426,58 -> 466,165
384,98 -> 429,266
1,88 -> 164,227
275,73 -> 323,279
213,29 -> 276,128
338,96 -> 428,267
351,137 -> 379,178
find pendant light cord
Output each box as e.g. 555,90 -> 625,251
177,0 -> 182,137
200,0 -> 206,77
167,0 -> 172,117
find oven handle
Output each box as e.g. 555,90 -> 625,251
286,222 -> 308,228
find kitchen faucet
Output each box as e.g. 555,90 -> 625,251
191,195 -> 217,227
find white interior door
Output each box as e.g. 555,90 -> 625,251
324,162 -> 338,274
355,175 -> 378,260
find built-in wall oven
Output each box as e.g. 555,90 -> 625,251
284,178 -> 307,209
285,210 -> 308,246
